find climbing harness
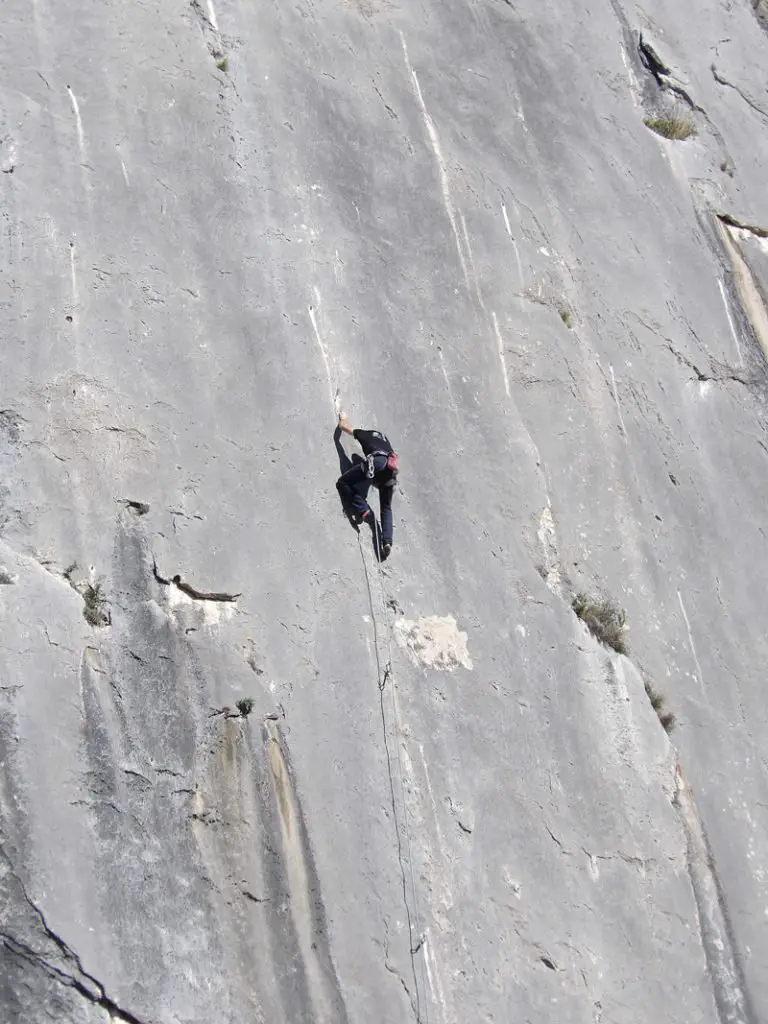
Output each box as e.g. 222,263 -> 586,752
365,450 -> 399,483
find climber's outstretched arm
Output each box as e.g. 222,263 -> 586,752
338,412 -> 355,436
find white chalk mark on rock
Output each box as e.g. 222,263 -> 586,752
401,33 -> 469,290
619,43 -> 640,97
333,248 -> 344,286
511,240 -> 525,308
308,290 -> 337,415
501,203 -> 525,307
501,202 -> 513,238
395,615 -> 473,671
491,312 -> 510,398
422,928 -> 448,1022
120,158 -> 130,187
206,0 -> 219,31
66,86 -> 85,157
459,212 -> 485,310
717,278 -> 743,366
537,500 -> 562,595
677,591 -> 707,703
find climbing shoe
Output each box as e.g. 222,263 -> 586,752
381,542 -> 392,561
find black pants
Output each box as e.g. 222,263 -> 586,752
336,456 -> 394,545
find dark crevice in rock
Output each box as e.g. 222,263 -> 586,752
0,848 -> 146,1024
170,509 -> 204,534
638,34 -> 672,87
122,768 -> 152,787
673,767 -> 757,1024
172,576 -> 240,601
2,933 -> 146,1023
638,33 -> 698,108
118,498 -> 150,516
242,889 -> 270,904
717,213 -> 768,240
665,342 -> 755,387
152,558 -> 241,601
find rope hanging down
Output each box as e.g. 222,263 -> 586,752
357,533 -> 429,1024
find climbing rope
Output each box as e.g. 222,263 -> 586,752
358,531 -> 429,1024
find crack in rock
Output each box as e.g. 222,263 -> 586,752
638,33 -> 698,108
665,342 -> 754,387
673,766 -> 757,1024
711,66 -> 768,122
152,558 -> 241,601
638,34 -> 673,87
637,34 -> 700,112
0,848 -> 146,1023
717,213 -> 768,241
117,498 -> 150,515
241,889 -> 270,904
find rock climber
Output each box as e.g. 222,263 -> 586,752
336,412 -> 398,560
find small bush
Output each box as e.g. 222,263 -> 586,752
644,679 -> 677,733
648,689 -> 664,712
658,709 -> 677,732
572,593 -> 627,655
644,115 -> 696,141
559,308 -> 572,328
83,582 -> 109,627
235,697 -> 254,718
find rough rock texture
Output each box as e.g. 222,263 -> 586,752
1,0 -> 767,1021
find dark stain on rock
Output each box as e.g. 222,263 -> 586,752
264,721 -> 349,1024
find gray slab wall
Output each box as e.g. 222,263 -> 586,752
1,1 -> 768,1021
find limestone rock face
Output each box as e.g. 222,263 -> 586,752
1,1 -> 767,1021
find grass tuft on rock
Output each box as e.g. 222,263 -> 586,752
559,308 -> 572,328
236,697 -> 254,718
644,114 -> 696,141
572,593 -> 628,655
83,582 -> 109,627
